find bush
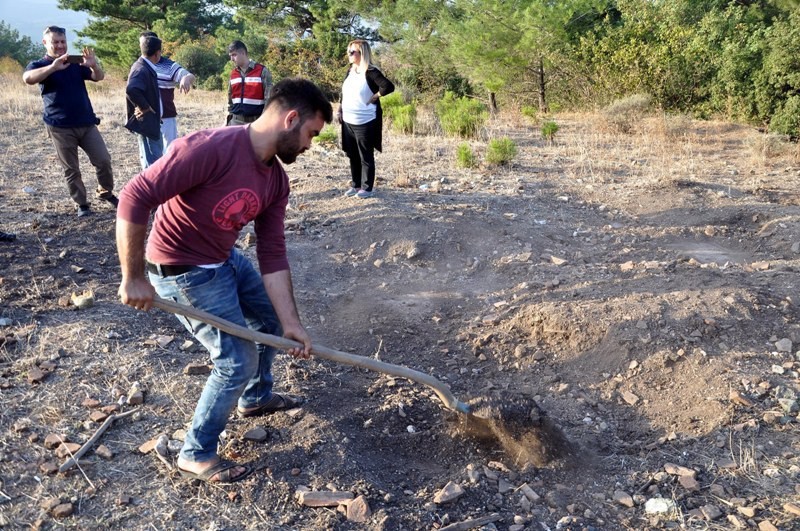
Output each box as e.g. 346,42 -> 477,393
456,143 -> 477,168
485,137 -> 518,166
770,95 -> 800,138
0,56 -> 22,74
541,121 -> 559,143
601,93 -> 653,133
435,91 -> 487,138
314,124 -> 338,145
171,40 -> 228,87
521,106 -> 538,121
382,92 -> 416,134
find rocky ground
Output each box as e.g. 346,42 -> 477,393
0,73 -> 799,530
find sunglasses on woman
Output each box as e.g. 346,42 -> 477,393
348,50 -> 360,56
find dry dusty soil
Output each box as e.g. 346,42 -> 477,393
1,73 -> 799,530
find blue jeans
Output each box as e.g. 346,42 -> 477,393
147,249 -> 282,463
137,133 -> 164,169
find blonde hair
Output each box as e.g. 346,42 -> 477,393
347,40 -> 373,71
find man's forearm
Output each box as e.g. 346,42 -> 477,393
262,269 -> 302,330
90,64 -> 105,81
116,218 -> 148,280
22,64 -> 55,85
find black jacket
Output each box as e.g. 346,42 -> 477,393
125,57 -> 161,140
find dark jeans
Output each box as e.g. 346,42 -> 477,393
342,120 -> 378,191
46,124 -> 114,206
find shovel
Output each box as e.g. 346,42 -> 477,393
150,296 -> 571,466
152,296 -> 471,414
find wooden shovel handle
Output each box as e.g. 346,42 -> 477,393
151,296 -> 471,414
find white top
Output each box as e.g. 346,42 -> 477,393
341,69 -> 376,125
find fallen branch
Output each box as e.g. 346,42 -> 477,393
59,408 -> 139,472
439,513 -> 502,531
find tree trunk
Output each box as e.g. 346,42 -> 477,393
537,57 -> 548,113
489,91 -> 498,114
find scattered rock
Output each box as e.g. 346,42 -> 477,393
621,391 -> 639,405
620,261 -> 635,272
55,442 -> 82,459
39,461 -> 59,475
243,427 -> 269,442
434,481 -> 465,504
644,497 -> 676,514
612,490 -> 634,508
71,290 -> 94,309
784,502 -> 800,517
89,410 -> 108,423
44,434 -> 66,449
737,506 -> 757,518
297,490 -> 354,507
127,382 -> 144,405
757,521 -> 778,531
497,478 -> 512,494
727,514 -> 746,529
183,363 -> 212,375
95,445 -> 113,459
81,398 -> 101,408
664,463 -> 697,478
775,338 -> 792,352
345,495 -> 371,522
116,495 -> 132,506
138,436 -> 162,455
51,502 -> 74,518
519,483 -> 540,502
729,390 -> 754,407
679,475 -> 699,492
701,504 -> 722,520
27,366 -> 47,384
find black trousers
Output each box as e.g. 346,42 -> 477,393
342,119 -> 378,191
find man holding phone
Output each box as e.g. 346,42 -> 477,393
23,26 -> 117,218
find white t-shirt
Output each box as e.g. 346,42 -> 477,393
341,69 -> 376,125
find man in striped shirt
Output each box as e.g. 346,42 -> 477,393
140,32 -> 196,150
226,40 -> 273,126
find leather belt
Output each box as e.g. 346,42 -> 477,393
145,262 -> 194,277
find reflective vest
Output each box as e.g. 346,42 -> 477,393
229,63 -> 266,116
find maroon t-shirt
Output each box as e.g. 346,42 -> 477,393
118,125 -> 290,274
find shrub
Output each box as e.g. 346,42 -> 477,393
770,95 -> 800,138
171,41 -> 227,85
485,138 -> 518,165
435,91 -> 487,139
456,143 -> 477,168
0,57 -> 22,74
521,106 -> 538,121
382,93 -> 416,134
601,93 -> 652,133
314,124 -> 338,145
541,121 -> 559,143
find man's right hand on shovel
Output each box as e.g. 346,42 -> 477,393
118,277 -> 155,311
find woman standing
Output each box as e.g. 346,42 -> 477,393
338,40 -> 395,199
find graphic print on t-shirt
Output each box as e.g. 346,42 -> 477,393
213,189 -> 260,231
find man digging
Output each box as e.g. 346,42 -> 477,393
116,78 -> 332,484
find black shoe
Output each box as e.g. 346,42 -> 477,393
77,205 -> 92,217
100,194 -> 119,209
0,231 -> 15,242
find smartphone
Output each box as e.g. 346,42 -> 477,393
66,55 -> 83,64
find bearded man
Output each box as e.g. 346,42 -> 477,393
116,77 -> 332,484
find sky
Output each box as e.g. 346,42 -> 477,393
1,0 -> 90,53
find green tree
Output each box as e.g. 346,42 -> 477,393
57,0 -> 229,69
443,0 -> 604,112
0,21 -> 41,66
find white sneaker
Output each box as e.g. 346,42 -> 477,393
344,187 -> 359,197
356,189 -> 373,198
